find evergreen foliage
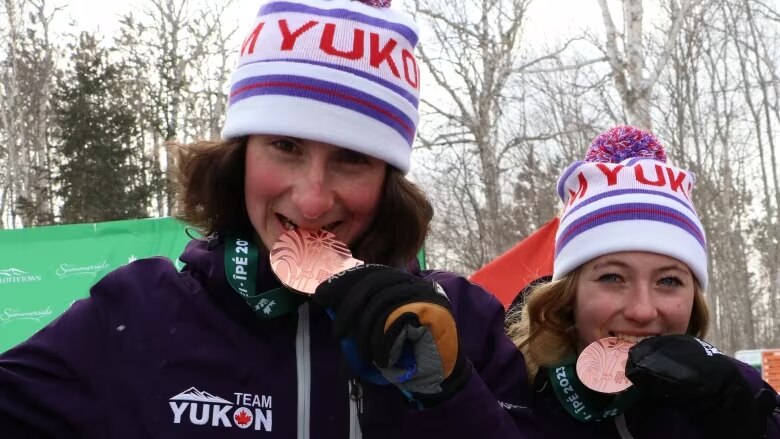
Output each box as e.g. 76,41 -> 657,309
52,32 -> 150,224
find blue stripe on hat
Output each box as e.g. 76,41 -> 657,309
229,74 -> 415,145
556,202 -> 706,257
557,161 -> 585,200
624,157 -> 658,166
565,188 -> 697,218
259,1 -> 419,45
238,58 -> 419,107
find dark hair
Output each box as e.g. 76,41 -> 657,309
170,138 -> 251,235
170,137 -> 433,266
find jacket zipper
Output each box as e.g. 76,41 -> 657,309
615,413 -> 634,439
349,379 -> 364,439
296,303 -> 311,439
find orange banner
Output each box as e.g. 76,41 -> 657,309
762,349 -> 780,391
470,217 -> 558,309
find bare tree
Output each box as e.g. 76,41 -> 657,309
627,0 -> 779,352
596,0 -> 700,130
116,0 -> 237,216
0,0 -> 59,227
184,6 -> 237,141
735,0 -> 780,346
0,0 -> 24,228
411,0 -> 587,272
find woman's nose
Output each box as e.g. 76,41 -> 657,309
291,165 -> 334,220
623,286 -> 658,324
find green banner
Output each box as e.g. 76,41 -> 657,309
0,217 -> 428,354
0,217 -> 192,353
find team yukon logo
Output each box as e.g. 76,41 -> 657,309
55,261 -> 110,279
169,387 -> 272,431
0,268 -> 42,284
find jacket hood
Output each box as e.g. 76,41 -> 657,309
179,237 -> 222,282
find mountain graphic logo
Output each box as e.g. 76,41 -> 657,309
0,268 -> 42,284
168,387 -> 273,431
0,268 -> 29,277
170,387 -> 232,404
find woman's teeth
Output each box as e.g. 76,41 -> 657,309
280,216 -> 298,230
611,333 -> 655,343
278,215 -> 337,232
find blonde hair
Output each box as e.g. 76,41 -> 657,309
506,268 -> 710,380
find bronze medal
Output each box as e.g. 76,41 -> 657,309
576,337 -> 635,393
270,228 -> 363,295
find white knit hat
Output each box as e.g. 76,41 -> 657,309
222,0 -> 420,174
553,126 -> 708,290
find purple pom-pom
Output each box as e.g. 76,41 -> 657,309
356,0 -> 392,7
585,126 -> 667,163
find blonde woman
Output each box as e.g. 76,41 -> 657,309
508,126 -> 779,438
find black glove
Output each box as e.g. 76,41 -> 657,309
314,264 -> 471,406
626,335 -> 778,438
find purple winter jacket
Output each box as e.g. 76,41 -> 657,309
511,363 -> 780,438
0,237 -> 532,438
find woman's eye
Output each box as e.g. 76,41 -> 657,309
271,139 -> 298,153
658,276 -> 683,287
597,273 -> 622,283
338,149 -> 371,165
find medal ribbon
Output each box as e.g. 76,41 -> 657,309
223,231 -> 400,390
548,359 -> 641,422
224,231 -> 302,319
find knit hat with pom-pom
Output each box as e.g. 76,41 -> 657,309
221,0 -> 420,174
553,126 -> 708,289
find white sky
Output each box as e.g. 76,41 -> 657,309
53,0 -> 611,181
57,0 -> 258,39
58,0 -> 606,48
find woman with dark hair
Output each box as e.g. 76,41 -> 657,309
0,0 -> 527,437
507,126 -> 779,438
173,137 -> 433,268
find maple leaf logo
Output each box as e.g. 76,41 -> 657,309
234,408 -> 253,429
255,299 -> 276,315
